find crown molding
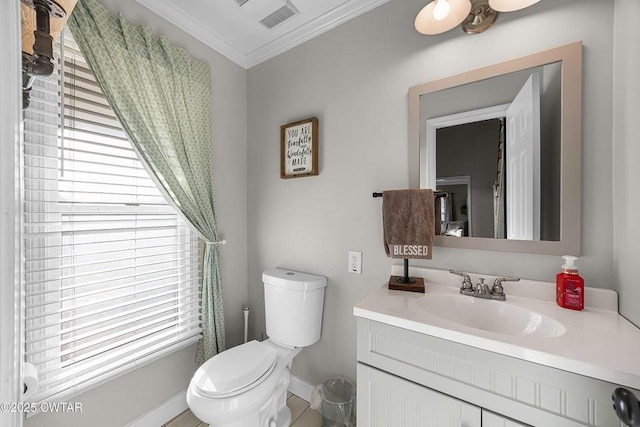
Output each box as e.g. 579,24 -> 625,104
135,0 -> 390,69
135,0 -> 249,68
245,0 -> 390,68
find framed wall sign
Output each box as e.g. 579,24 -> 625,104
280,117 -> 318,179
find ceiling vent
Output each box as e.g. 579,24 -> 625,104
237,0 -> 298,29
259,3 -> 298,29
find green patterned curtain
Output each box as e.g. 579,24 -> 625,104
68,0 -> 225,363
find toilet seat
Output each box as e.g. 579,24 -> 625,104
192,340 -> 278,399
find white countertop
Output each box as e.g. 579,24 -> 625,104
354,266 -> 640,390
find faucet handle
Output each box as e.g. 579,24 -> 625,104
449,270 -> 473,291
492,276 -> 520,296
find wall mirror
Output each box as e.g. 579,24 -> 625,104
408,42 -> 582,255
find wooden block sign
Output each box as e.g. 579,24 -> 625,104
280,117 -> 318,179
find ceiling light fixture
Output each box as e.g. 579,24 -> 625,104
415,0 -> 540,36
461,1 -> 499,34
415,0 -> 472,35
488,0 -> 540,12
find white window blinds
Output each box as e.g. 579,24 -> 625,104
23,29 -> 202,404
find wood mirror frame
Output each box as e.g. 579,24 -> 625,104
408,42 -> 582,255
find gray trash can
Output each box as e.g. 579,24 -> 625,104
319,377 -> 356,427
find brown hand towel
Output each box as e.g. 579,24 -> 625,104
383,189 -> 435,260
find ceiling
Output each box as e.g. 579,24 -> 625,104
135,0 -> 390,69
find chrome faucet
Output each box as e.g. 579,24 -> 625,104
449,270 -> 520,301
449,270 -> 473,295
491,276 -> 520,300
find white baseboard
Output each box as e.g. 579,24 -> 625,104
125,376 -> 312,426
126,390 -> 188,427
288,374 -> 314,402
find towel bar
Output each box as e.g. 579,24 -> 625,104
372,191 -> 447,198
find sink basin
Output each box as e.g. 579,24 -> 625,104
417,295 -> 567,338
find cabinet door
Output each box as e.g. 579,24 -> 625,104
357,363 -> 481,427
482,409 -> 531,427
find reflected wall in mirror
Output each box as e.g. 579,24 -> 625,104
408,42 -> 582,255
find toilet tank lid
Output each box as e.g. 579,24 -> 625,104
263,269 -> 327,291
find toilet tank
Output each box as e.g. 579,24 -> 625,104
262,269 -> 327,347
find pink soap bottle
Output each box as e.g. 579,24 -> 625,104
556,255 -> 584,310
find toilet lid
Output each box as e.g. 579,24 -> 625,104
193,340 -> 278,398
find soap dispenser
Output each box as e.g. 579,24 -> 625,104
556,255 -> 584,310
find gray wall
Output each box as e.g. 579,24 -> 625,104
247,0 -> 614,386
23,0 -> 248,425
613,0 -> 640,327
25,346 -> 197,427
420,67 -> 532,119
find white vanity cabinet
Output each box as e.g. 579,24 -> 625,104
482,410 -> 530,427
358,362 -> 531,427
358,363 -> 481,426
356,318 -> 627,427
358,363 -> 530,426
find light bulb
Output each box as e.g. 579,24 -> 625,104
432,0 -> 450,21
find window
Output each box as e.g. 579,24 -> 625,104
23,29 -> 201,403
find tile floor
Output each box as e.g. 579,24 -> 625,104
164,394 -> 321,427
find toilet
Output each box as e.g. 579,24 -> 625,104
187,268 -> 327,427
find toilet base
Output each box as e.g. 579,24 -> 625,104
274,405 -> 292,427
195,381 -> 291,427
187,341 -> 301,427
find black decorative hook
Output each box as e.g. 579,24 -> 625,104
613,387 -> 640,426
